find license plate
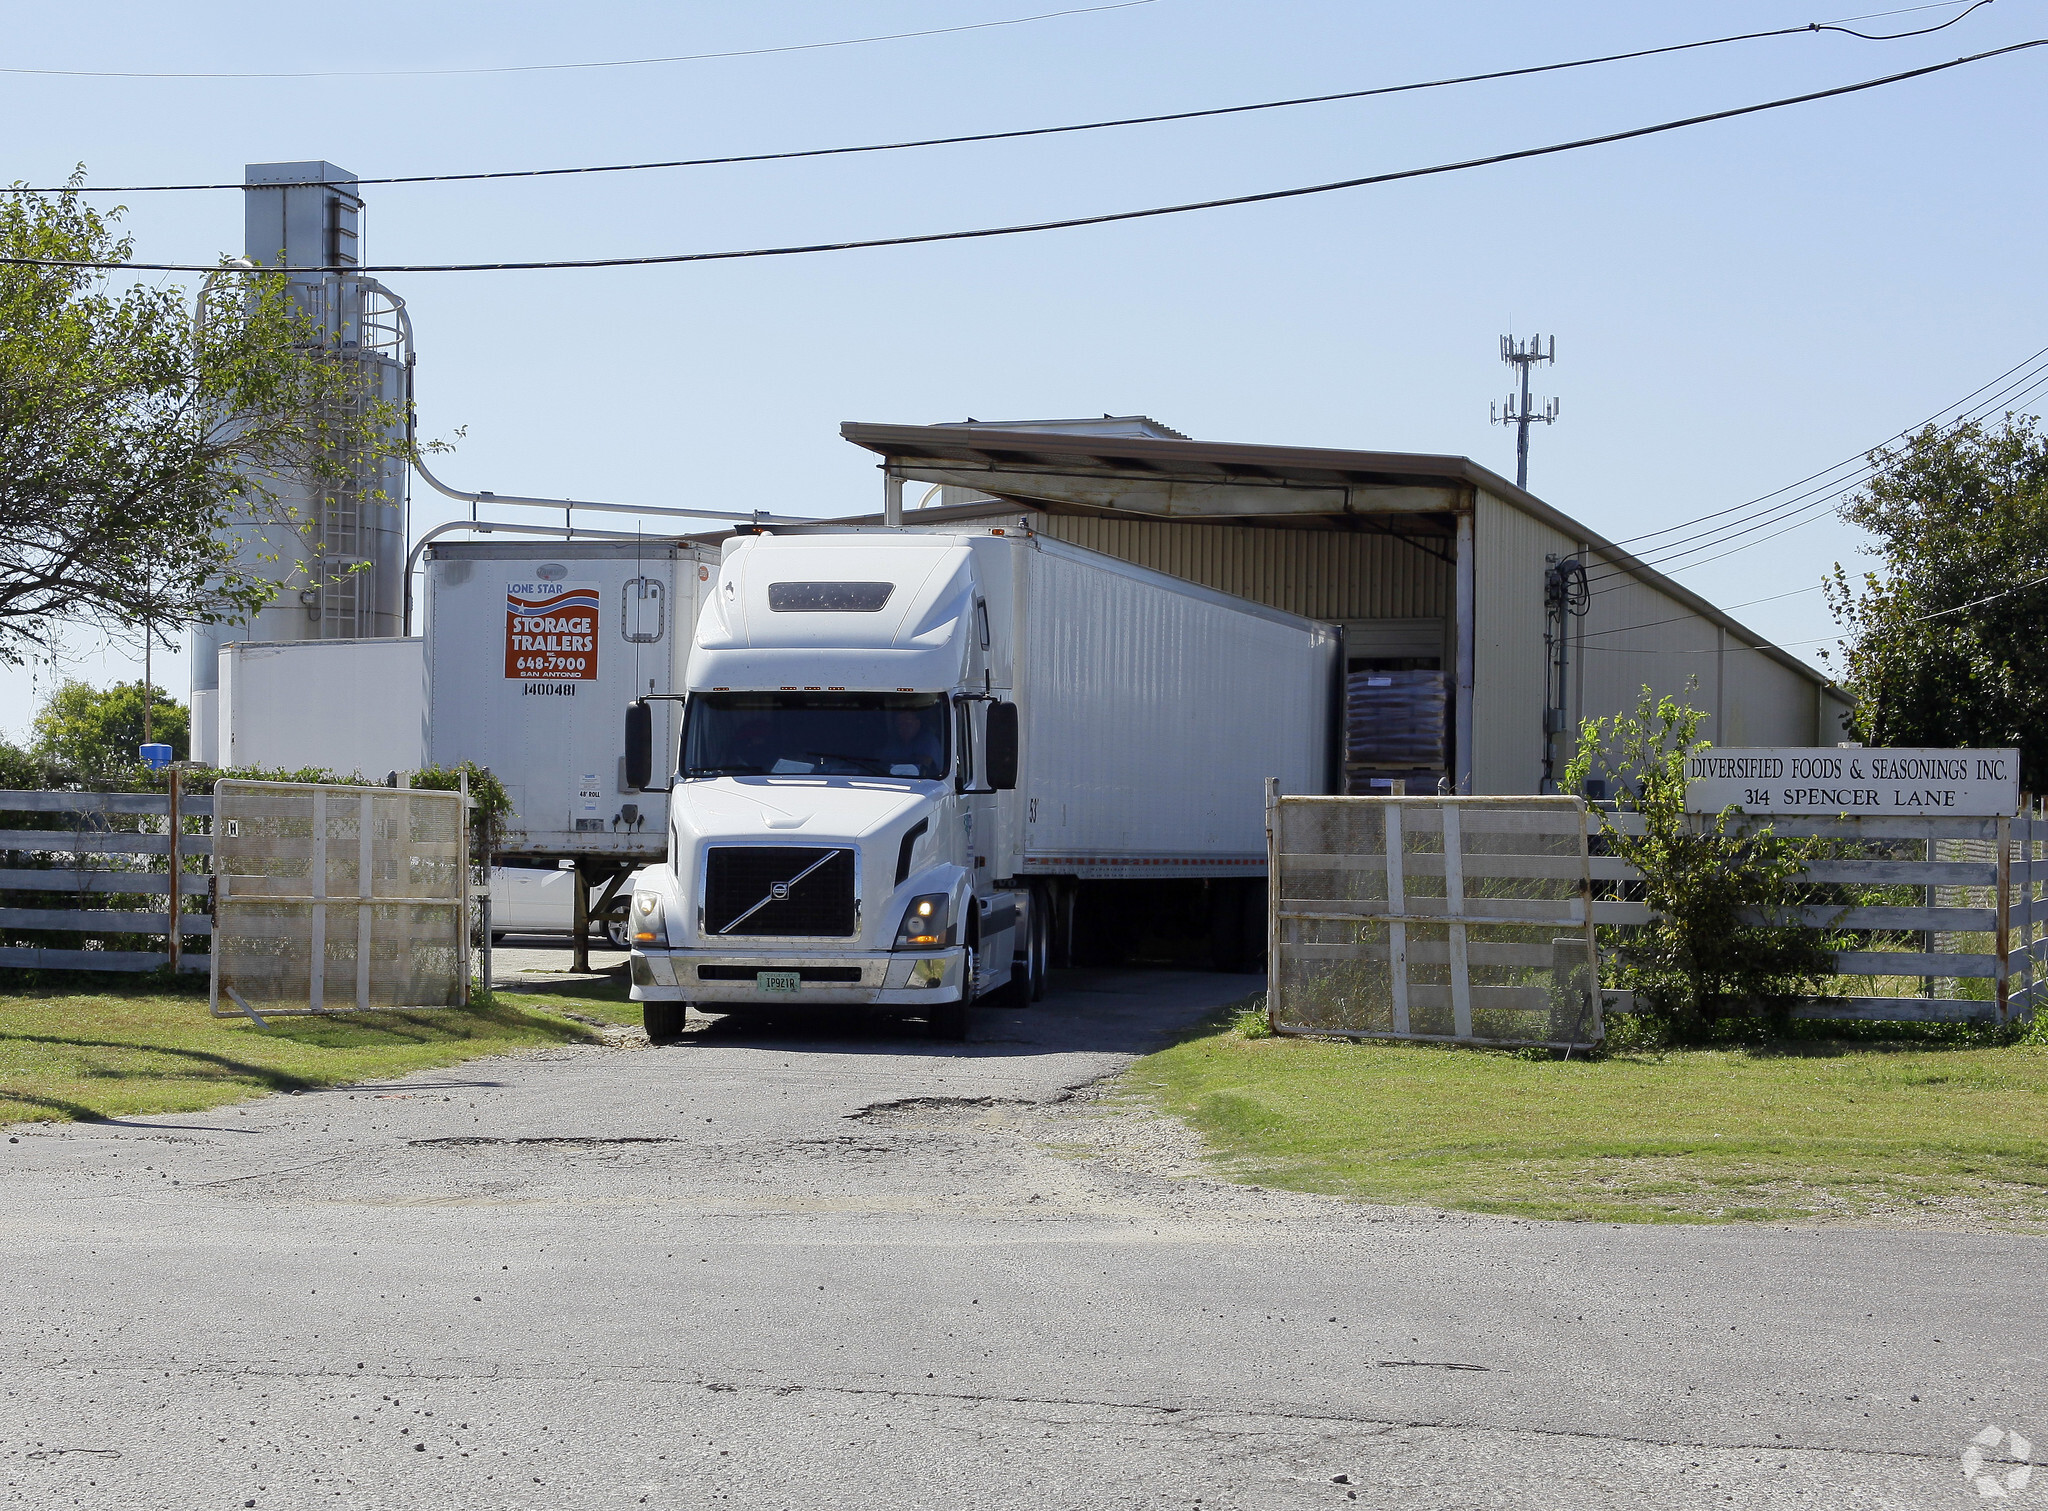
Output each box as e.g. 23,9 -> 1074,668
755,971 -> 802,995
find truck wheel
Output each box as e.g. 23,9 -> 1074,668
643,1001 -> 686,1045
928,949 -> 973,1040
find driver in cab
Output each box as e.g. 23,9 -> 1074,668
880,708 -> 944,778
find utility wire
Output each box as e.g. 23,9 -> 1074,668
0,1 -> 1157,80
1584,567 -> 2048,654
1606,337 -> 2048,549
1581,584 -> 1826,641
1883,567 -> 2048,625
1608,354 -> 2048,566
1601,363 -> 2048,583
5,37 -> 2040,276
1582,349 -> 2048,587
0,3 -> 1996,194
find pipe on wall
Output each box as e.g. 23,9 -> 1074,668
1454,509 -> 1476,794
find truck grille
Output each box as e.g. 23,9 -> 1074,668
703,847 -> 857,938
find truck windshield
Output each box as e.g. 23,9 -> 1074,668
682,692 -> 950,780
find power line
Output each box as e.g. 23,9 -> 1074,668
1581,584 -> 1826,641
1599,351 -> 2048,570
1619,353 -> 2048,566
1608,362 -> 2048,581
1606,338 -> 2048,550
0,5 -> 1996,195
0,1 -> 1158,81
5,38 -> 2039,276
1834,0 -> 1989,18
1586,568 -> 2048,654
1885,567 -> 2048,625
1581,349 -> 2048,587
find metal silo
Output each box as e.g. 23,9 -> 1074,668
189,161 -> 411,757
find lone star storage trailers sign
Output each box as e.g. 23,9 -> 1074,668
1684,748 -> 2019,816
505,582 -> 600,683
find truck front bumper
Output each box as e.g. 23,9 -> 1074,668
629,947 -> 968,1006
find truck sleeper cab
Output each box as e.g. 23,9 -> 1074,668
624,533 -> 1031,1042
623,525 -> 1335,1045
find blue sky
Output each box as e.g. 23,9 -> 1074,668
5,0 -> 2044,736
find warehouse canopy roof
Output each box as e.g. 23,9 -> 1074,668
838,418 -> 1837,691
840,419 -> 1535,522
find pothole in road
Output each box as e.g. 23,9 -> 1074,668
407,1136 -> 691,1148
844,1095 -> 1039,1123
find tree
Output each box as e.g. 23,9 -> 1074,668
1824,415 -> 2048,790
29,679 -> 189,772
1566,688 -> 1834,1032
0,176 -> 399,668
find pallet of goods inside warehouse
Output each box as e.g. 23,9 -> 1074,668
1344,669 -> 1448,796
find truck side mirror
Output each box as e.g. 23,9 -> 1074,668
625,700 -> 654,791
986,701 -> 1019,791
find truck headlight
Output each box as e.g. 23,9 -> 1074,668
631,891 -> 667,947
895,893 -> 948,949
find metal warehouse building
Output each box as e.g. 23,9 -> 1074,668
836,416 -> 1852,794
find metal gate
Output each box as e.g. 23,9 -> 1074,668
210,780 -> 469,1020
1267,786 -> 1601,1049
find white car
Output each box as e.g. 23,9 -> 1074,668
489,860 -> 640,948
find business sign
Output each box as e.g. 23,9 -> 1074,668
1684,748 -> 2020,816
505,581 -> 600,683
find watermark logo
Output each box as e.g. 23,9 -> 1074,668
1963,1426 -> 2033,1499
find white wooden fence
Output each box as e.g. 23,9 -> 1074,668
1267,790 -> 1604,1049
1591,806 -> 2041,1025
1268,793 -> 2043,1041
0,778 -> 210,973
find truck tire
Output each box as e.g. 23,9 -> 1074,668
928,949 -> 974,1040
643,1001 -> 686,1045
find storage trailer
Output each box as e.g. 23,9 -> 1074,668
424,539 -> 717,941
213,636 -> 426,777
622,525 -> 1338,1040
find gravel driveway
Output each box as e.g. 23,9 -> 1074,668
1,968 -> 2039,1509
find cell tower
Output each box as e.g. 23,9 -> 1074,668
1490,333 -> 1559,492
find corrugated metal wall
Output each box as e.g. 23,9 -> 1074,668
1576,567 -> 1721,750
1035,514 -> 1451,622
1477,494 -> 1836,791
1576,554 -> 1825,751
1471,493 -> 1567,792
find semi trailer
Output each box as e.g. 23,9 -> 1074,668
622,524 -> 1339,1041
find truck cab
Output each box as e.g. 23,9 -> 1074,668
624,531 -> 1027,1041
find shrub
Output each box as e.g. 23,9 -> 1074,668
1565,688 -> 1836,1038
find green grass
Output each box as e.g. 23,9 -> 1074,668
1132,1004 -> 2048,1225
0,973 -> 640,1125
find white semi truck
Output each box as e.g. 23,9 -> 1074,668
622,524 -> 1339,1041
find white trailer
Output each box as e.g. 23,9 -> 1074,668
623,525 -> 1337,1041
424,539 -> 716,864
216,636 -> 427,777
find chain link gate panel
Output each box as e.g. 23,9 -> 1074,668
210,780 -> 469,1019
1267,789 -> 1602,1049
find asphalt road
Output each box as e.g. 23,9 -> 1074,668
2,968 -> 2041,1510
